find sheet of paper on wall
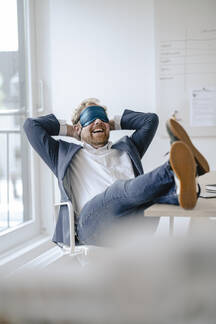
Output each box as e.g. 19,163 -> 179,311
190,88 -> 216,127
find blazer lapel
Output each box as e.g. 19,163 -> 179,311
58,140 -> 82,180
111,136 -> 143,176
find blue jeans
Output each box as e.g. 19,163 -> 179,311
77,161 -> 178,245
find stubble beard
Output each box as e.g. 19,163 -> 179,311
90,133 -> 109,148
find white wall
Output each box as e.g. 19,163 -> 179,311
35,0 -> 215,173
49,0 -> 155,117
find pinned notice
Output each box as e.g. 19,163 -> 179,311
191,88 -> 216,127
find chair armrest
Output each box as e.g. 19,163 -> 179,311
54,201 -> 75,254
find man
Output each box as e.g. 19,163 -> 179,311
23,98 -> 209,246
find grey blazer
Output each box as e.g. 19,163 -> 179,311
24,109 -> 159,246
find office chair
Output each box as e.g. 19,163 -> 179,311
54,201 -> 90,258
54,201 -> 75,254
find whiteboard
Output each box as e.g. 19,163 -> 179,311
155,0 -> 216,137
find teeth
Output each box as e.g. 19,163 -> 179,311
93,129 -> 103,133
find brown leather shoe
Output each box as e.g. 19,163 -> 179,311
170,141 -> 197,210
167,118 -> 209,176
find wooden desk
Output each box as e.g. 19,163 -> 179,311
145,171 -> 216,234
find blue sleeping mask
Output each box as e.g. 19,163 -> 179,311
79,105 -> 109,127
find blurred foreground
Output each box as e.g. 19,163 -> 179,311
0,219 -> 216,324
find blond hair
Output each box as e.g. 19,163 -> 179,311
71,98 -> 107,125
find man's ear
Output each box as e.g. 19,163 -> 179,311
109,120 -> 115,130
74,122 -> 82,137
74,123 -> 81,131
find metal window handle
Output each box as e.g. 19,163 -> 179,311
37,80 -> 44,113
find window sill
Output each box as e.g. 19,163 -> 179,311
0,235 -> 93,276
0,234 -> 57,276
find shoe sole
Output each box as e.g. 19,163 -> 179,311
168,118 -> 209,175
170,142 -> 197,209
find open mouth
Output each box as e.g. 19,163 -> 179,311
92,128 -> 104,134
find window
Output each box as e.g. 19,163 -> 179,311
0,0 -> 41,253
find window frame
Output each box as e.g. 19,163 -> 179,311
0,0 -> 53,254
